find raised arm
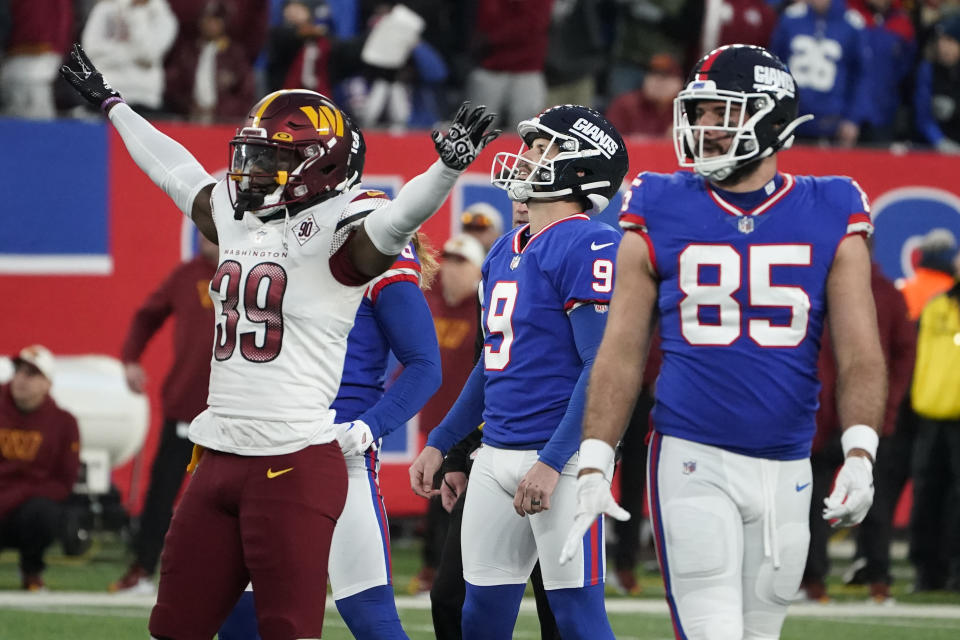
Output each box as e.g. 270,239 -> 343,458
59,44 -> 218,242
347,103 -> 500,278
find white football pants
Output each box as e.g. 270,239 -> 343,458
461,445 -> 605,589
647,433 -> 812,640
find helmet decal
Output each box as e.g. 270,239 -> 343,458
491,104 -> 629,214
752,65 -> 796,98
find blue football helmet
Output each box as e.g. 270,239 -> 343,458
491,104 -> 629,214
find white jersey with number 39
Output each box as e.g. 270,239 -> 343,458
189,181 -> 389,455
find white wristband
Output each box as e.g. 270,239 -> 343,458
578,438 -> 616,481
841,424 -> 879,460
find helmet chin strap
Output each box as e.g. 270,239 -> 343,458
699,113 -> 815,186
702,146 -> 775,186
697,163 -> 735,182
243,185 -> 286,219
507,182 -> 534,202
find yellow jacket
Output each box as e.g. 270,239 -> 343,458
912,290 -> 960,419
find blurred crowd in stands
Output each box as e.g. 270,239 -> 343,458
4,0 -> 960,152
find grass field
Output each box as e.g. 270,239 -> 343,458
1,529 -> 959,639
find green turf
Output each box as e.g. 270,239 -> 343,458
2,531 -> 960,639
2,605 -> 960,640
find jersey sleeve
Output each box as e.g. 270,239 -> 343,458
361,279 -> 441,440
618,172 -> 659,272
839,177 -> 874,238
330,188 -> 392,256
364,241 -> 422,304
618,172 -> 650,234
554,225 -> 620,313
328,189 -> 394,286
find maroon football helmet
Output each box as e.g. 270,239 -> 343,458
227,89 -> 366,217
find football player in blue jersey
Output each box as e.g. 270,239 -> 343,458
409,104 -> 629,640
561,45 -> 887,639
219,235 -> 441,640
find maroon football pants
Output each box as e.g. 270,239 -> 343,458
149,442 -> 348,640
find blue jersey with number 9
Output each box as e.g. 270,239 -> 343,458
479,214 -> 620,450
621,171 -> 872,460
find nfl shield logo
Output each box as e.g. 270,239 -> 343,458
510,255 -> 522,270
682,460 -> 697,475
738,216 -> 755,234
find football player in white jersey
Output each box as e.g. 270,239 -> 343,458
60,43 -> 499,640
220,238 -> 441,640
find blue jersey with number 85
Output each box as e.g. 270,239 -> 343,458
621,171 -> 872,460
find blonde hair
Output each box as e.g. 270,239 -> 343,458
413,232 -> 439,290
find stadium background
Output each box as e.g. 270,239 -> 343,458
0,118 -> 959,519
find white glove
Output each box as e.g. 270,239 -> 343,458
823,456 -> 874,528
335,420 -> 377,457
559,473 -> 630,565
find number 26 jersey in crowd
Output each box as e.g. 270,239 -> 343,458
620,171 -> 873,460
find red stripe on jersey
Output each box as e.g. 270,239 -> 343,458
706,173 -> 795,217
590,518 -> 601,585
369,273 -> 420,304
847,212 -> 871,225
846,212 -> 874,238
563,297 -> 610,312
512,214 -> 590,254
623,228 -> 658,274
512,224 -> 530,254
619,213 -> 647,231
390,258 -> 421,274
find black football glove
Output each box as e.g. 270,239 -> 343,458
59,43 -> 124,112
431,102 -> 500,171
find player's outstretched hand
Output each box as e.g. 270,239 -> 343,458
409,446 -> 443,499
823,455 -> 874,528
559,473 -> 630,566
335,419 -> 376,457
59,43 -> 124,112
431,102 -> 500,171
